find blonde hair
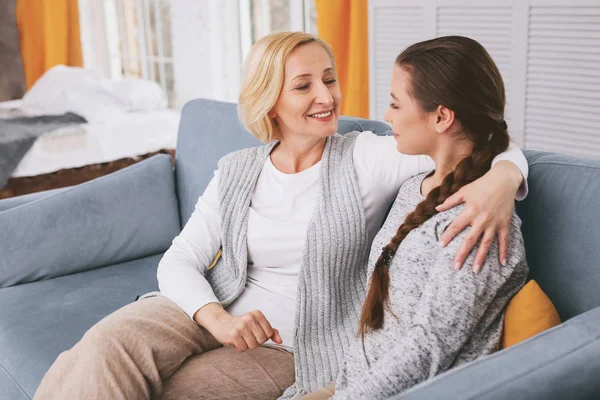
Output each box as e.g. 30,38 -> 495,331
238,31 -> 336,143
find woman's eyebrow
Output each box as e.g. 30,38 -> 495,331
292,68 -> 335,82
292,73 -> 312,81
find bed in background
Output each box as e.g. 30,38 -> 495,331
0,66 -> 179,199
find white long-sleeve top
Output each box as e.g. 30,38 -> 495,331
157,132 -> 528,350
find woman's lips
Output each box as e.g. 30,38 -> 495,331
308,110 -> 334,122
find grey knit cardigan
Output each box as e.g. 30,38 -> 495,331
204,132 -> 369,398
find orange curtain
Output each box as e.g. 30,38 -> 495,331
16,0 -> 83,90
315,0 -> 369,118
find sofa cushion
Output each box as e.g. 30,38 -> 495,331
501,280 -> 561,348
0,254 -> 161,399
0,154 -> 180,288
174,99 -> 392,225
516,151 -> 600,320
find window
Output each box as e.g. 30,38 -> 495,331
79,0 -> 317,108
241,0 -> 318,58
105,0 -> 176,107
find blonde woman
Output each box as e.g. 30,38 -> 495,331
35,32 -> 528,400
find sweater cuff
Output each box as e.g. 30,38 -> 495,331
180,293 -> 221,322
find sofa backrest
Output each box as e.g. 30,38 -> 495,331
517,151 -> 600,321
175,99 -> 392,225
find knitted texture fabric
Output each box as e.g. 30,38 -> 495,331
206,132 -> 370,398
333,173 -> 528,399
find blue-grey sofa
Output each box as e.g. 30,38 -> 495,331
1,99 -> 599,400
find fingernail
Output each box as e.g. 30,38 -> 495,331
501,258 -> 507,266
440,240 -> 446,248
454,262 -> 461,270
473,264 -> 481,273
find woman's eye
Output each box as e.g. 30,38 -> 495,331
325,79 -> 337,85
295,84 -> 310,91
389,103 -> 399,109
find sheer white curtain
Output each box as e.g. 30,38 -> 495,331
78,0 -> 317,109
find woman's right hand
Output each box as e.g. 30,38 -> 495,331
193,303 -> 282,351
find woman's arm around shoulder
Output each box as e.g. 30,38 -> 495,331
435,143 -> 529,270
354,133 -> 528,200
353,131 -> 428,197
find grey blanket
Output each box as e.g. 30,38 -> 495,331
0,113 -> 86,189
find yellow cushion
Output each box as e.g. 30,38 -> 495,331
501,280 -> 561,349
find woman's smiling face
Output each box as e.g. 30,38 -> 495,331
269,42 -> 342,141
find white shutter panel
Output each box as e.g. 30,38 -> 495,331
369,1 -> 426,121
436,4 -> 514,124
524,5 -> 600,158
368,0 -> 600,158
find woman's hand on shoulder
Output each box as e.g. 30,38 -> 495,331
435,161 -> 523,272
194,303 -> 282,351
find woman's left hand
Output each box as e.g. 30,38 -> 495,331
435,161 -> 524,273
297,382 -> 336,399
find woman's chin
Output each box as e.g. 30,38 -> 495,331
395,142 -> 418,155
317,120 -> 339,137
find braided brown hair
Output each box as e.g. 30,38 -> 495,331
359,36 -> 511,335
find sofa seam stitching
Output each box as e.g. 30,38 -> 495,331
0,361 -> 30,399
529,160 -> 600,170
353,121 -> 365,131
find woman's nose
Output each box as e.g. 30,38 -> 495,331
314,82 -> 334,105
384,108 -> 391,123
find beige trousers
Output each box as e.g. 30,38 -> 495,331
34,296 -> 295,400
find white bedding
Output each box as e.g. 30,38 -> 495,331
0,66 -> 180,178
9,108 -> 179,178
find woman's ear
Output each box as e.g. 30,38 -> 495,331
435,105 -> 455,135
268,110 -> 277,119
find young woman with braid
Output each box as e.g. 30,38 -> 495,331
302,36 -> 529,400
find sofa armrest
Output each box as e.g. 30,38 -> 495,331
0,154 -> 181,288
394,306 -> 600,400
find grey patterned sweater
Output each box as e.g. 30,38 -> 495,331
207,132 -> 370,399
333,173 -> 529,399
